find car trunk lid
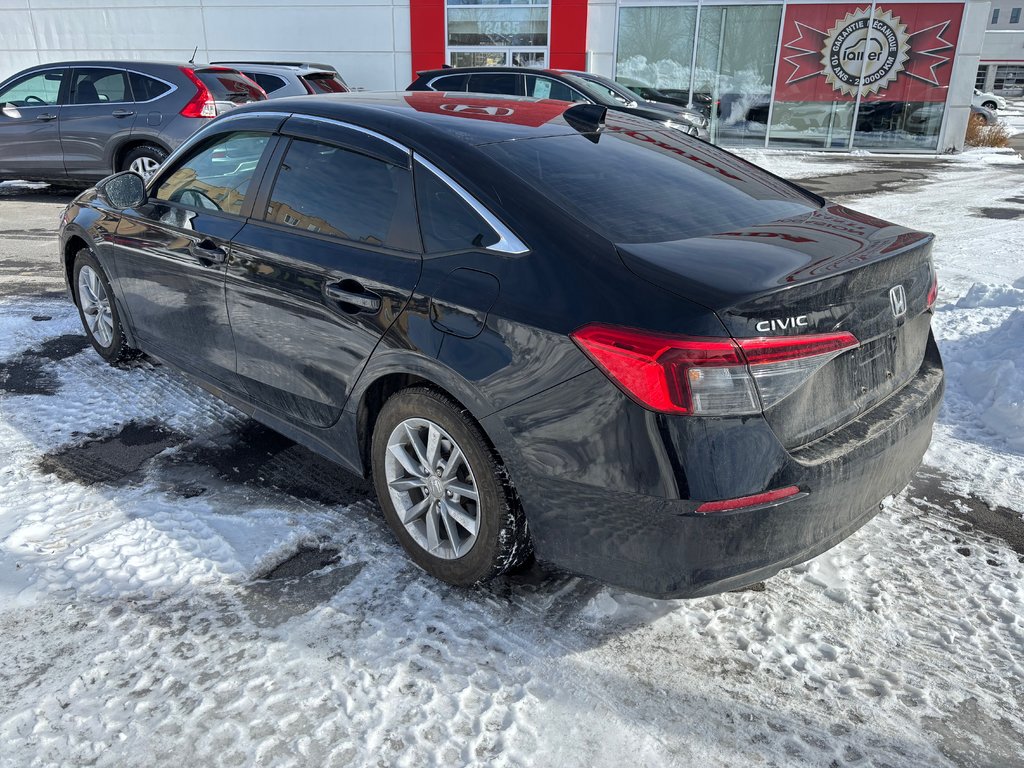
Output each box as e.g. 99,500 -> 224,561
617,204 -> 936,448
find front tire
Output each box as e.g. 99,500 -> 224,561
121,144 -> 167,177
982,100 -> 998,111
72,249 -> 136,365
371,387 -> 532,586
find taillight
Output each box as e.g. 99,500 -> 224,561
926,271 -> 938,310
571,324 -> 858,416
179,67 -> 217,118
300,77 -> 316,95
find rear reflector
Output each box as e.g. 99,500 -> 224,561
571,324 -> 858,416
696,486 -> 801,513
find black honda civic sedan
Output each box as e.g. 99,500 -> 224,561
58,92 -> 943,598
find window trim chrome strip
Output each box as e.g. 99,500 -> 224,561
285,113 -> 412,156
414,154 -> 529,256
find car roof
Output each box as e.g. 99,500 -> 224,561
415,66 -> 575,80
15,60 -> 228,70
228,91 -> 597,148
212,62 -> 338,75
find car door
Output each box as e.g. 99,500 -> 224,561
224,116 -> 422,428
110,119 -> 282,391
60,67 -> 138,180
0,68 -> 68,179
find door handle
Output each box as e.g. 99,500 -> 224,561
111,109 -> 135,118
190,239 -> 227,265
325,281 -> 381,313
35,113 -> 57,122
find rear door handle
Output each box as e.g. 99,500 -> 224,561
111,109 -> 135,118
190,238 -> 227,265
36,113 -> 57,122
325,281 -> 381,313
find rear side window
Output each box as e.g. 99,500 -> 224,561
0,70 -> 64,106
468,73 -> 518,95
195,69 -> 266,104
155,131 -> 271,216
70,68 -> 129,105
302,73 -> 348,93
415,164 -> 499,253
246,72 -> 288,94
430,74 -> 469,92
129,72 -> 171,102
263,139 -> 415,250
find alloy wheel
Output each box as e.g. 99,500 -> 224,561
129,156 -> 160,177
384,417 -> 480,560
77,265 -> 114,347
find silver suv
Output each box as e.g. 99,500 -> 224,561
212,61 -> 351,98
0,61 -> 266,184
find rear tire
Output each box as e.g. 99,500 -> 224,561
982,100 -> 997,111
121,144 -> 167,177
371,387 -> 532,586
72,249 -> 137,365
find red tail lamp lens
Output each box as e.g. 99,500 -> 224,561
571,324 -> 859,416
926,273 -> 938,310
179,67 -> 217,118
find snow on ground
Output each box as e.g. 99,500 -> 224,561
1,148 -> 1023,767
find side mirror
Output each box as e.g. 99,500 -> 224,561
96,171 -> 147,210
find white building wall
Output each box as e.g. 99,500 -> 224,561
0,0 -> 412,91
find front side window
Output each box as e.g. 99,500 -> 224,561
264,139 -> 415,250
525,75 -> 586,103
155,131 -> 270,216
70,68 -> 129,105
415,163 -> 499,253
0,70 -> 64,107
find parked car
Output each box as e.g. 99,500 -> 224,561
212,61 -> 350,98
0,61 -> 266,184
970,104 -> 998,125
407,67 -> 710,139
973,89 -> 1006,111
58,92 -> 943,598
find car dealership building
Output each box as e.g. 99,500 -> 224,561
0,0 -> 992,151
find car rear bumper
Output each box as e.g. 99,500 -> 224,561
494,333 -> 944,598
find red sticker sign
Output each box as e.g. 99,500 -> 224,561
775,3 -> 962,102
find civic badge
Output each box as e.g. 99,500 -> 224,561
889,284 -> 907,318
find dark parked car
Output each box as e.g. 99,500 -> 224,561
0,61 -> 266,184
211,61 -> 351,98
407,67 -> 710,139
58,92 -> 943,598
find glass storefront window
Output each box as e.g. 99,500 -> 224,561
693,4 -> 783,146
447,6 -> 548,47
616,6 -> 698,100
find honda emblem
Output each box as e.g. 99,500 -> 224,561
889,284 -> 907,318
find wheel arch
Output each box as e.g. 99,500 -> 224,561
351,354 -> 527,490
110,137 -> 171,173
63,234 -> 139,349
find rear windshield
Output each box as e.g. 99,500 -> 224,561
195,69 -> 266,103
480,127 -> 820,243
302,73 -> 348,93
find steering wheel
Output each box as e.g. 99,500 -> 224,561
23,95 -> 46,105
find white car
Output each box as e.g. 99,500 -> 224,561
973,89 -> 1006,111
